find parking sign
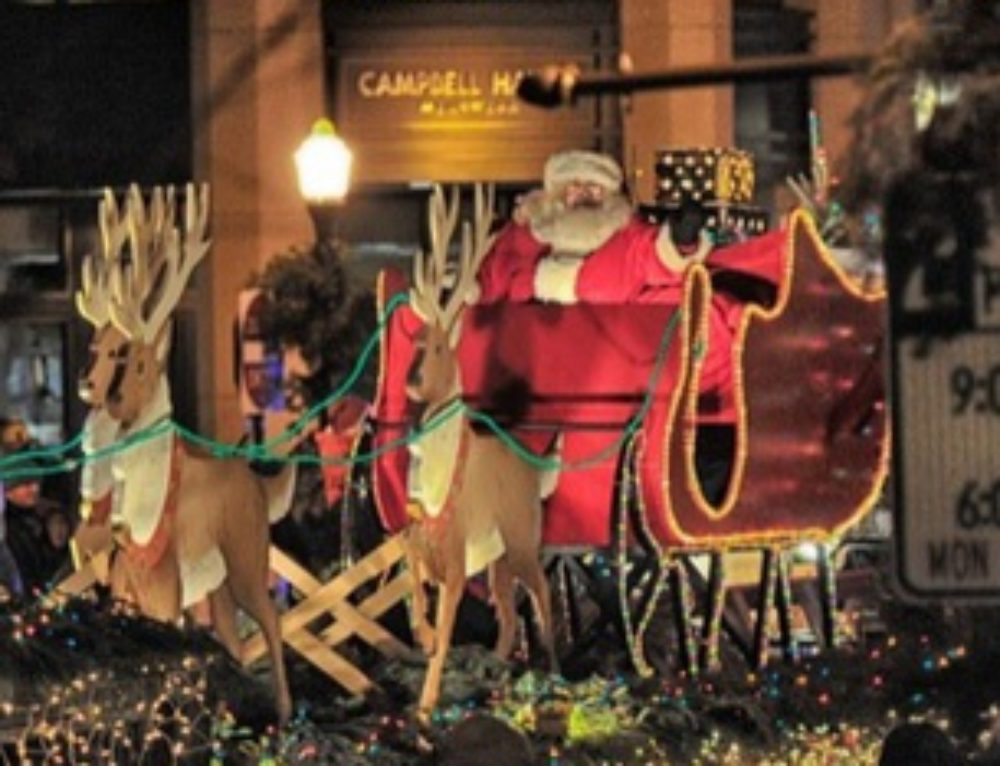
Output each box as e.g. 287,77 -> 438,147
888,173 -> 1000,598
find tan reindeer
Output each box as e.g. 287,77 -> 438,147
74,184 -> 295,724
404,184 -> 557,716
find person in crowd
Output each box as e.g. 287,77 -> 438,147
4,472 -> 49,597
37,503 -> 73,589
1,418 -> 27,597
1,412 -> 82,596
0,416 -> 30,454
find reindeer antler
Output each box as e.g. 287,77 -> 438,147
410,183 -> 494,330
446,183 -> 495,325
75,189 -> 131,327
411,185 -> 458,322
109,183 -> 211,342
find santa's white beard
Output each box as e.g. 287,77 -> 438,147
527,194 -> 632,255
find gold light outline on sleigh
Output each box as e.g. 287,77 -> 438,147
655,209 -> 891,548
633,263 -> 709,550
371,268 -> 401,533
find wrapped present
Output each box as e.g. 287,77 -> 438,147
642,146 -> 769,246
654,147 -> 755,205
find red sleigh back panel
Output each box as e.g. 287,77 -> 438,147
639,211 -> 890,550
373,213 -> 888,550
372,267 -> 685,545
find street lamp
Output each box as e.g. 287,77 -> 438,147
294,118 -> 353,246
293,119 -> 359,567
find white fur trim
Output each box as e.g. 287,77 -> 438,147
407,401 -> 509,577
407,403 -> 463,518
81,408 -> 120,500
544,150 -> 623,194
112,380 -> 173,545
534,256 -> 585,304
180,546 -> 226,609
113,426 -> 173,545
656,225 -> 713,273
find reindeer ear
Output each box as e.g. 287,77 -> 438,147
152,320 -> 173,368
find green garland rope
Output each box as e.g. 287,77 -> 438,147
0,295 -> 684,482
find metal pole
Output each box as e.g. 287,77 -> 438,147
517,53 -> 871,108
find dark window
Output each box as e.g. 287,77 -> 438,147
734,1 -> 813,213
0,2 -> 191,190
0,204 -> 66,293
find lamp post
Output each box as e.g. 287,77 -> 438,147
294,118 -> 353,248
293,119 -> 359,568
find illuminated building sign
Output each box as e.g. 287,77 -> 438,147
325,0 -> 618,179
337,49 -> 600,184
348,62 -> 531,125
355,67 -> 523,102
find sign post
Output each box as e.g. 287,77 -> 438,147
888,174 -> 1000,598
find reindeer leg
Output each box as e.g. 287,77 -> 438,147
208,582 -> 241,660
229,568 -> 292,726
418,573 -> 463,717
489,556 -> 518,660
404,534 -> 435,656
513,554 -> 559,674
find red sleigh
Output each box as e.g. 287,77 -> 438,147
365,209 -> 889,668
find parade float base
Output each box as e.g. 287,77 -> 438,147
7,594 -> 1000,764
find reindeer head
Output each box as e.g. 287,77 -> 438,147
406,184 -> 494,407
76,184 -> 210,426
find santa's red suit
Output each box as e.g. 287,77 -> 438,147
476,212 -> 785,424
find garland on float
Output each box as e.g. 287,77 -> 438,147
0,295 -> 685,483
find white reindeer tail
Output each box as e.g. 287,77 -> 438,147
539,433 -> 563,500
264,464 -> 297,523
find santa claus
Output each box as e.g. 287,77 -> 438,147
472,149 -> 792,504
476,149 -> 712,305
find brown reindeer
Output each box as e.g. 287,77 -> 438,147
74,184 -> 294,724
404,184 -> 557,716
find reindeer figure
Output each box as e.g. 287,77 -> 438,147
75,184 -> 294,724
405,185 -> 557,716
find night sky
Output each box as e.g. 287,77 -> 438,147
0,2 -> 191,190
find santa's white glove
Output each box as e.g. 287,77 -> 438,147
534,256 -> 585,304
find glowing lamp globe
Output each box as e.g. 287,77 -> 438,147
295,119 -> 353,205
